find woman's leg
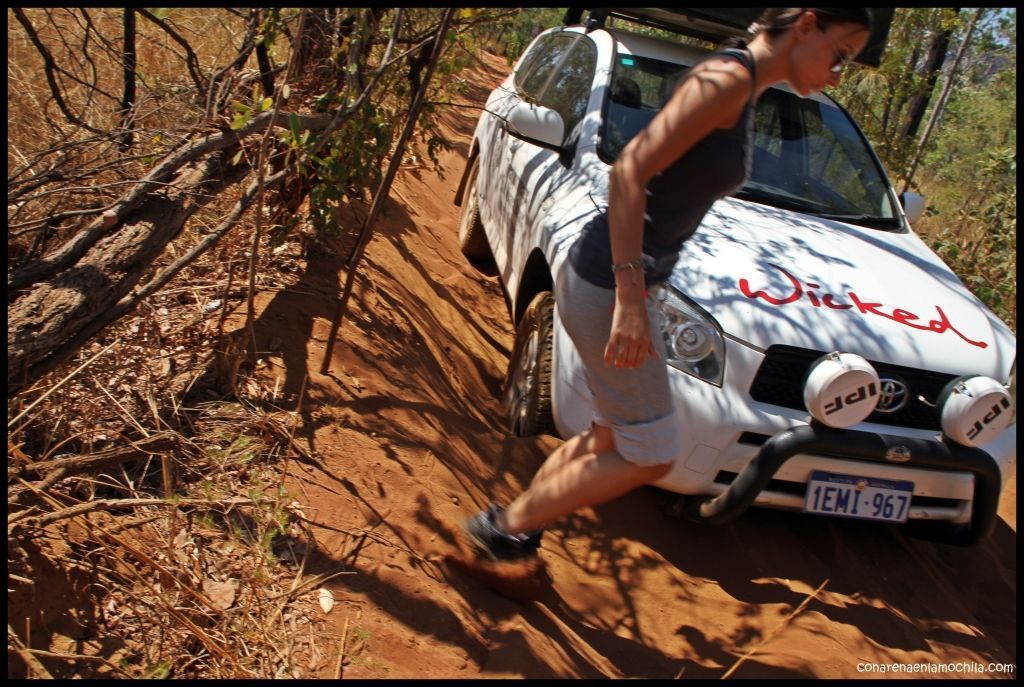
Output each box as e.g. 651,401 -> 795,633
526,424 -> 614,488
499,427 -> 671,535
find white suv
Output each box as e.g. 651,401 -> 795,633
454,10 -> 1016,544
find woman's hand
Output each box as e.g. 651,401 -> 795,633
604,291 -> 659,368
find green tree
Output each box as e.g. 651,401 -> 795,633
833,8 -> 1016,330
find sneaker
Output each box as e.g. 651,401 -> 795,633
463,504 -> 543,561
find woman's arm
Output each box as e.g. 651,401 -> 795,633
604,56 -> 751,369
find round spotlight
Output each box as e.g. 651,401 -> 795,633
803,352 -> 881,428
938,375 -> 1013,447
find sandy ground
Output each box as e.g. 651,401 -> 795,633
243,51 -> 1017,679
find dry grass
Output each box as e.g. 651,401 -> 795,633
6,218 -> 358,677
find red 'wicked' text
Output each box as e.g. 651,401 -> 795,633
739,263 -> 988,349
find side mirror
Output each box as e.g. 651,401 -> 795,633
900,191 -> 925,224
506,101 -> 565,151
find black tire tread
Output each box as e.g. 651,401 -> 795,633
505,291 -> 555,436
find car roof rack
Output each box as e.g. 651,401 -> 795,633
563,8 -> 892,67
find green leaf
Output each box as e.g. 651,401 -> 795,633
260,97 -> 273,112
289,113 -> 301,144
230,113 -> 251,131
232,149 -> 244,165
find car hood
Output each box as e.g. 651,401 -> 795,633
670,198 -> 1016,378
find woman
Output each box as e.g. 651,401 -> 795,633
462,9 -> 873,565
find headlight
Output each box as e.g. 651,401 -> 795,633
655,288 -> 725,386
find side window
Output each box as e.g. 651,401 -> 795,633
512,34 -> 554,93
517,34 -> 578,102
535,36 -> 598,141
598,54 -> 687,162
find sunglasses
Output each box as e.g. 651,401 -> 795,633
816,21 -> 856,74
830,49 -> 854,74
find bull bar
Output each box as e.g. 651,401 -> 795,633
686,422 -> 1002,545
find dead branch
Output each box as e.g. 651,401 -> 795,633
135,8 -> 207,95
11,9 -> 107,135
11,495 -> 255,530
8,624 -> 55,679
9,431 -> 179,497
18,646 -> 133,679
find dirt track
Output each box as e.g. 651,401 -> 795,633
244,51 -> 1016,679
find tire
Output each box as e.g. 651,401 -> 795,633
457,157 -> 492,260
504,291 -> 555,436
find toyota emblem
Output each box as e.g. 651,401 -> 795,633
876,378 -> 909,413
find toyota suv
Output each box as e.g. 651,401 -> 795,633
454,9 -> 1016,544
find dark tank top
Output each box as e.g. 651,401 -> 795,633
569,47 -> 757,288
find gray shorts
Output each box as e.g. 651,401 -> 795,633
555,263 -> 683,466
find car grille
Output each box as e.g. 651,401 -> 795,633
749,345 -> 957,431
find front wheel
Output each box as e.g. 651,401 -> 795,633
504,291 -> 555,436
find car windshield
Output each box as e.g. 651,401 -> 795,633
600,53 -> 900,227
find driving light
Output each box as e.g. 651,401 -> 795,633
803,352 -> 880,428
655,288 -> 725,386
937,375 -> 1014,447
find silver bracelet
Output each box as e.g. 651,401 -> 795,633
610,258 -> 644,285
610,258 -> 643,274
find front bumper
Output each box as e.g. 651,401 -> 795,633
686,422 -> 1001,545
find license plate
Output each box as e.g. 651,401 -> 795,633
803,470 -> 913,524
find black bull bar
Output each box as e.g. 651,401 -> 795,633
686,423 -> 1002,545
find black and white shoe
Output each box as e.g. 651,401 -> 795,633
463,504 -> 543,561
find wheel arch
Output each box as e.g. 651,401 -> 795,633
513,248 -> 554,326
453,140 -> 480,207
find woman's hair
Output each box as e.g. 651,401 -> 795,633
749,8 -> 873,37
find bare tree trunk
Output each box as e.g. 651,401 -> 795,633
119,8 -> 137,151
900,9 -> 956,142
902,8 -> 983,194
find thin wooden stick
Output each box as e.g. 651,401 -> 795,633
720,578 -> 829,679
11,496 -> 254,529
22,646 -> 134,678
8,624 -> 54,679
336,617 -> 350,679
8,339 -> 118,431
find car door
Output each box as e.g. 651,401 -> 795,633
474,31 -> 554,259
500,31 -> 599,287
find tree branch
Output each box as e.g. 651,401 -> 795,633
11,8 -> 107,135
135,8 -> 208,95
